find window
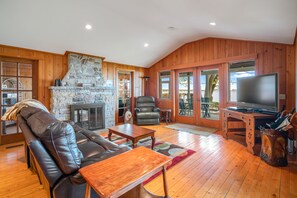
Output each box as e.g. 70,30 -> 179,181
178,72 -> 193,116
159,71 -> 171,99
1,59 -> 33,135
229,61 -> 256,101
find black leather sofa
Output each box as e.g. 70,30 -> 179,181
18,106 -> 130,198
135,96 -> 160,125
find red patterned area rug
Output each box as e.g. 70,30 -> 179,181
104,135 -> 196,184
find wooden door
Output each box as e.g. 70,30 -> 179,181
0,57 -> 37,145
116,70 -> 134,124
196,65 -> 223,129
175,69 -> 197,124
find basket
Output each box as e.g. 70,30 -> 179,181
260,129 -> 288,167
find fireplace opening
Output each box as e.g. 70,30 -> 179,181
70,103 -> 105,130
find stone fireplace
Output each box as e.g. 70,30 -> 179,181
70,103 -> 105,130
49,53 -> 115,129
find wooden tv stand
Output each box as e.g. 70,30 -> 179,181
222,108 -> 275,155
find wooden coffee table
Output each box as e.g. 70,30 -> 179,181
108,124 -> 156,149
79,146 -> 171,198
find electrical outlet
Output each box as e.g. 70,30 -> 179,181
279,94 -> 286,100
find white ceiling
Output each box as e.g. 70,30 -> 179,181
0,0 -> 296,67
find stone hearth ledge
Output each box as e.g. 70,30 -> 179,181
49,86 -> 114,90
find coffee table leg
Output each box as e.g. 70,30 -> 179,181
151,136 -> 155,150
132,140 -> 137,149
108,131 -> 112,141
85,183 -> 91,198
162,166 -> 169,198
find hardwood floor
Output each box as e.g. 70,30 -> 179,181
0,124 -> 296,197
0,144 -> 47,198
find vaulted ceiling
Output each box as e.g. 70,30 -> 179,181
0,0 -> 296,67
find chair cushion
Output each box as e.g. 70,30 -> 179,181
21,107 -> 83,175
136,118 -> 160,125
136,96 -> 156,111
20,106 -> 43,120
74,128 -> 124,159
136,96 -> 155,103
40,122 -> 83,174
25,109 -> 58,136
136,112 -> 160,119
77,141 -> 106,159
140,107 -> 154,112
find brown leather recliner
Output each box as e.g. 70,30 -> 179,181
18,107 -> 130,198
135,96 -> 160,125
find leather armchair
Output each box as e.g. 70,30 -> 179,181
135,96 -> 160,125
18,106 -> 130,198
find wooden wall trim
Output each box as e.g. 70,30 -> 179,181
0,44 -> 62,57
105,60 -> 143,68
165,54 -> 257,70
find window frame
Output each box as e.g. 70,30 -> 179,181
1,59 -> 34,135
159,71 -> 171,99
228,60 -> 256,102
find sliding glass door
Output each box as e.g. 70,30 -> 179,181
175,69 -> 196,124
197,66 -> 222,128
175,66 -> 222,128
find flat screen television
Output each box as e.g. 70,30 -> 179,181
237,73 -> 278,112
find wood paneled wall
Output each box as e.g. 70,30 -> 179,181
0,45 -> 67,109
102,62 -> 148,124
148,38 -> 296,121
0,44 -> 147,110
295,33 -> 297,108
102,62 -> 147,97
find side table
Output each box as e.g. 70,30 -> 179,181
160,108 -> 172,125
79,147 -> 171,198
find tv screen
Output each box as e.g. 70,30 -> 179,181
237,73 -> 278,111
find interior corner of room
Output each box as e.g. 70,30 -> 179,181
0,1 -> 297,197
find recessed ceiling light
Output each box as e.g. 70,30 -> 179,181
144,43 -> 149,47
168,26 -> 176,30
85,24 -> 92,30
209,22 -> 216,26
